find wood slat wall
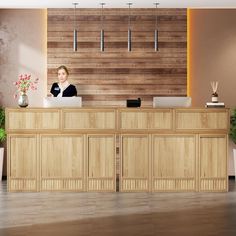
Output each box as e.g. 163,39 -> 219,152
47,8 -> 187,106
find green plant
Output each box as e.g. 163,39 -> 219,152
230,108 -> 236,144
0,107 -> 6,144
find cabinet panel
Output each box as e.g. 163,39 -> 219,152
120,135 -> 149,191
88,135 -> 116,191
8,110 -> 60,131
41,135 -> 85,191
8,135 -> 38,191
120,110 -> 172,130
176,110 -> 228,131
151,111 -> 172,129
63,109 -> 116,130
152,135 -> 196,191
199,135 -> 227,191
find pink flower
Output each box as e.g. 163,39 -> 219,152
13,74 -> 39,96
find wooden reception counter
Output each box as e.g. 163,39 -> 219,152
6,107 -> 229,192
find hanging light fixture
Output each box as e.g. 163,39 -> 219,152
154,2 -> 159,51
100,3 -> 105,52
73,2 -> 78,51
127,3 -> 133,52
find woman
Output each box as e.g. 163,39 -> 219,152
50,65 -> 77,97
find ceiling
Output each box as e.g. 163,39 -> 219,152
1,0 -> 236,8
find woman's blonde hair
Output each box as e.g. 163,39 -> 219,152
57,65 -> 69,75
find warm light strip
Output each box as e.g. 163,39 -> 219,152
187,8 -> 190,96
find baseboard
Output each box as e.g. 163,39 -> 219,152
1,176 -> 235,182
229,176 -> 235,180
2,176 -> 7,181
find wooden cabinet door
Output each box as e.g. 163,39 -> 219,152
199,135 -> 227,192
41,135 -> 85,191
87,135 -> 116,192
120,135 -> 150,192
8,135 -> 38,192
152,135 -> 196,192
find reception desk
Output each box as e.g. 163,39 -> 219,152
6,107 -> 229,192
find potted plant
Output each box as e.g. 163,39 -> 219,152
0,107 -> 6,181
230,108 -> 236,180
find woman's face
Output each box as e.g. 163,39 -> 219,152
57,69 -> 68,83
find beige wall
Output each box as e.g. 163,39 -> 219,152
189,9 -> 236,175
0,9 -> 236,176
0,9 -> 47,175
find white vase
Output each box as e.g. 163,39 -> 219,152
0,148 -> 3,181
234,149 -> 236,182
18,92 -> 29,107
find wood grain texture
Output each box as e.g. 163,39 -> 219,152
7,109 -> 60,131
62,108 -> 116,131
40,135 -> 85,191
199,135 -> 228,192
119,109 -> 172,130
152,135 -> 196,192
6,108 -> 229,192
88,135 -> 116,192
47,8 -> 187,106
1,180 -> 236,235
120,134 -> 149,192
8,135 -> 38,192
176,109 -> 229,131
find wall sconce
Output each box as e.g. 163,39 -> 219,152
154,2 -> 159,51
73,2 -> 78,51
127,3 -> 133,52
100,3 -> 105,52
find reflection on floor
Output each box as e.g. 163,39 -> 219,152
0,179 -> 236,235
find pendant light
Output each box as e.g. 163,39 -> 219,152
100,3 -> 105,52
154,2 -> 159,51
73,2 -> 78,51
127,3 -> 133,52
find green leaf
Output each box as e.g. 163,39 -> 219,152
230,108 -> 236,144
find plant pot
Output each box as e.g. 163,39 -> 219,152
234,149 -> 236,181
0,148 -> 3,181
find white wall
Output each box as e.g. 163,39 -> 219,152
0,9 -> 47,175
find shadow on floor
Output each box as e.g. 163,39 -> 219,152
1,202 -> 236,236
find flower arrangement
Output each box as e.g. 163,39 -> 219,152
13,74 -> 39,99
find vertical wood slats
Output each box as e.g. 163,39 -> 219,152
47,8 -> 187,106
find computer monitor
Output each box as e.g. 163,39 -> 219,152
43,97 -> 82,108
153,97 -> 191,108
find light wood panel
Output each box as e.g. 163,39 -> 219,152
152,135 -> 196,192
40,135 -> 85,191
88,135 -> 116,192
120,135 -> 149,192
8,135 -> 38,192
47,8 -> 187,106
175,109 -> 229,131
62,108 -> 116,131
199,135 -> 228,192
6,107 -> 229,192
119,109 -> 172,131
7,109 -> 60,132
